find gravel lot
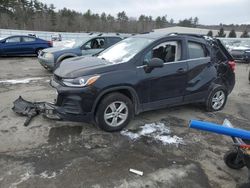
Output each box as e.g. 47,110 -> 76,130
0,57 -> 250,188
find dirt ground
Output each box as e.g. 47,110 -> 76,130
0,57 -> 250,188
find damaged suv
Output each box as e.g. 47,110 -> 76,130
50,33 -> 235,131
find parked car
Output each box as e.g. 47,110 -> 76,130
50,33 -> 235,132
230,46 -> 250,63
0,35 -> 52,56
38,35 -> 123,70
51,33 -> 62,41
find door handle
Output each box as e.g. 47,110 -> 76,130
176,68 -> 185,74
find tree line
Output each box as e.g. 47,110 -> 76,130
207,28 -> 249,38
0,0 -> 200,33
0,0 -> 249,37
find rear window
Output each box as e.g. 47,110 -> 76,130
23,37 -> 36,42
188,42 -> 207,59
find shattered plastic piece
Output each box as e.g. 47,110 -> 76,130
12,96 -> 39,126
12,96 -> 60,126
129,168 -> 143,176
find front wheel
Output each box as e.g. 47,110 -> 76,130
96,93 -> 133,132
205,86 -> 228,112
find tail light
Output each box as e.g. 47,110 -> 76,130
228,60 -> 236,72
48,41 -> 53,47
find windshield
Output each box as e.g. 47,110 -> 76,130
72,37 -> 92,48
98,37 -> 154,63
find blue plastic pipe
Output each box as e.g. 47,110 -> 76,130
189,120 -> 250,140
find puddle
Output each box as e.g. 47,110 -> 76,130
48,126 -> 83,144
121,122 -> 184,145
0,77 -> 45,85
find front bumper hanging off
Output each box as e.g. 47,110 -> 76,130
12,96 -> 61,126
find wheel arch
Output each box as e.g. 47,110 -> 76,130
56,53 -> 77,64
92,86 -> 141,116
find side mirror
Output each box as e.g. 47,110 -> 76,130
147,58 -> 164,68
144,58 -> 164,73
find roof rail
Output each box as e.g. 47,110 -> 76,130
98,33 -> 103,36
167,33 -> 206,38
140,31 -> 151,34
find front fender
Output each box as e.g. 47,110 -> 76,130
56,53 -> 78,63
92,86 -> 141,115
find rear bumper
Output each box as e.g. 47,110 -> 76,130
50,76 -> 97,123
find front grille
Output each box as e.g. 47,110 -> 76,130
54,74 -> 62,82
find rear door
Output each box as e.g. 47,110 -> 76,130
2,36 -> 22,55
184,39 -> 216,102
21,36 -> 37,54
136,38 -> 188,110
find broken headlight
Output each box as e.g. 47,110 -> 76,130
62,75 -> 100,87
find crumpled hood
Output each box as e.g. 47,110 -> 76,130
54,56 -> 117,78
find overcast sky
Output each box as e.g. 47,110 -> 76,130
39,0 -> 249,25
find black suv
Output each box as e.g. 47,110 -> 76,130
50,33 -> 235,132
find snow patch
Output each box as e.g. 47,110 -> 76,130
0,77 -> 44,84
40,171 -> 57,179
121,122 -> 184,145
10,172 -> 32,188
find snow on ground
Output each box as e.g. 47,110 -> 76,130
53,40 -> 76,48
0,77 -> 45,84
121,122 -> 184,145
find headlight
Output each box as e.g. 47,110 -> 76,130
62,75 -> 100,87
44,53 -> 54,60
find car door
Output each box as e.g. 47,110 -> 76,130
21,36 -> 37,54
81,37 -> 106,55
136,39 -> 188,110
1,36 -> 22,55
184,40 -> 216,102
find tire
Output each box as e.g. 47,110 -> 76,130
96,92 -> 133,132
248,70 -> 250,83
35,48 -> 43,56
224,150 -> 245,169
205,86 -> 228,112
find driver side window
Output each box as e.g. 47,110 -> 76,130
144,41 -> 181,64
84,38 -> 105,50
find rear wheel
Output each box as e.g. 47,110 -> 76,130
248,70 -> 250,82
224,150 -> 245,169
96,93 -> 133,132
205,86 -> 227,111
35,48 -> 43,56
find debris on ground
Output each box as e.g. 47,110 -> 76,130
129,168 -> 143,176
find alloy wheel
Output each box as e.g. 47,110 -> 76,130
104,101 -> 128,127
212,90 -> 225,110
